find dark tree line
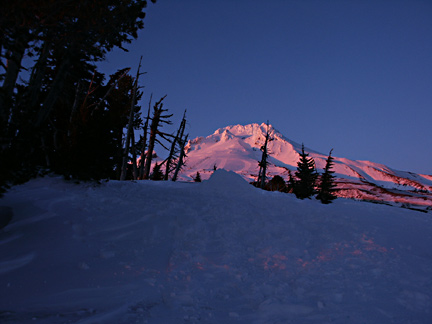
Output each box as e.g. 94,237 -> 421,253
0,1 -> 162,193
254,126 -> 337,204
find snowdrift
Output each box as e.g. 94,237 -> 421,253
1,171 -> 431,323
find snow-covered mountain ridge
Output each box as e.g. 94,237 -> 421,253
179,123 -> 432,209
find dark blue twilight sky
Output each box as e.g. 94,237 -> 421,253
98,0 -> 432,174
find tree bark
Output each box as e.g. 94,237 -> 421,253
138,95 -> 151,179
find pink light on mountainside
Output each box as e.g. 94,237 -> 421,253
177,123 -> 432,211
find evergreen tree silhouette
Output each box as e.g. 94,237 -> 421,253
294,144 -> 317,199
150,163 -> 163,181
194,172 -> 202,182
316,149 -> 337,204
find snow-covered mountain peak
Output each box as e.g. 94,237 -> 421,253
196,123 -> 303,155
180,123 -> 432,209
211,123 -> 282,143
212,123 -> 267,137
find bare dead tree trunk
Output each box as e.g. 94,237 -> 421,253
142,95 -> 168,180
172,133 -> 188,182
131,128 -> 138,180
164,109 -> 186,180
258,121 -> 271,189
138,94 -> 152,179
120,57 -> 143,181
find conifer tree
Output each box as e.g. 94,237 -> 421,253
0,0 -> 156,188
150,163 -> 163,181
293,144 -> 318,199
49,68 -> 140,181
194,171 -> 202,182
316,149 -> 337,204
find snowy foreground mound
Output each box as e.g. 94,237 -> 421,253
1,170 -> 432,323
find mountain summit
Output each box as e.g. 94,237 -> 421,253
180,123 -> 432,209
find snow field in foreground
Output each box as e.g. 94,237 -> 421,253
0,170 -> 431,323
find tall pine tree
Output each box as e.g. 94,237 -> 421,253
316,149 -> 337,204
293,144 -> 318,199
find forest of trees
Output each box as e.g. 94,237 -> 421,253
0,1 -> 189,194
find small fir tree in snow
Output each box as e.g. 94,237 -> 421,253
293,144 -> 318,199
194,172 -> 202,182
150,163 -> 163,181
316,149 -> 337,204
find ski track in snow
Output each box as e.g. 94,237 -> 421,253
0,172 -> 431,323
